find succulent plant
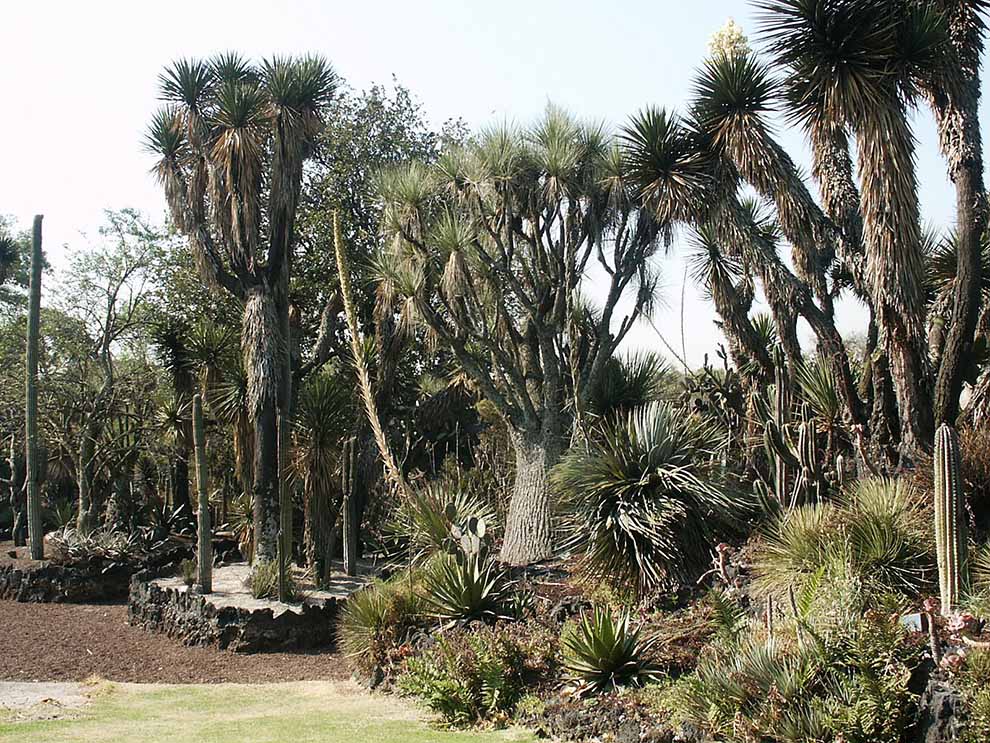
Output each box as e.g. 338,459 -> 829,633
934,423 -> 968,616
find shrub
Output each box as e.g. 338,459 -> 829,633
421,553 -> 512,623
47,526 -> 148,569
752,477 -> 934,603
554,401 -> 749,597
561,606 -> 660,696
668,611 -> 924,743
384,484 -> 496,564
180,559 -> 197,587
247,561 -> 298,601
336,572 -> 427,678
960,649 -> 990,743
398,625 -> 538,726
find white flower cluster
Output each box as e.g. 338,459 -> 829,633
708,18 -> 751,59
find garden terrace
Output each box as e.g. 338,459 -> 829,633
0,540 -> 191,603
128,561 -> 376,653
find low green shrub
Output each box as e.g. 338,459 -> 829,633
960,649 -> 990,743
336,572 -> 427,678
247,561 -> 298,601
398,623 -> 549,726
421,553 -> 512,623
752,477 -> 934,604
180,558 -> 197,587
384,485 -> 496,564
667,610 -> 925,743
553,401 -> 750,597
561,606 -> 660,695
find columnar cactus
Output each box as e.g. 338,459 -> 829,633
341,435 -> 357,577
25,215 -> 44,560
192,394 -> 212,593
771,349 -> 790,505
934,423 -> 967,616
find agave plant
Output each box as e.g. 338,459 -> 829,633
421,553 -> 512,624
554,401 -> 748,596
561,606 -> 660,695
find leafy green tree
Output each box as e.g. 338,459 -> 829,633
51,210 -> 156,532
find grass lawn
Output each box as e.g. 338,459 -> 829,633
0,680 -> 537,743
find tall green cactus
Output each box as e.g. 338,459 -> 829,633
934,423 -> 967,616
25,215 -> 44,560
771,349 -> 790,505
192,394 -> 212,593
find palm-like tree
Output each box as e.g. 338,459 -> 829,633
293,368 -> 353,586
755,0 -> 961,453
145,54 -> 338,561
376,108 -> 667,565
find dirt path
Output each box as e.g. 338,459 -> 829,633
0,601 -> 347,683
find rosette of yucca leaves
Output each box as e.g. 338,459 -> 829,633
554,401 -> 749,596
421,552 -> 512,624
561,606 -> 660,695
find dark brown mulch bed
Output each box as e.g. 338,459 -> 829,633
0,600 -> 348,683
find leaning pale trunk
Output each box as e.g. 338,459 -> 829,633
76,419 -> 99,535
499,426 -> 562,566
243,286 -> 282,563
192,394 -> 212,593
25,215 -> 43,559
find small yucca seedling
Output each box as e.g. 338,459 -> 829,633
561,606 -> 660,695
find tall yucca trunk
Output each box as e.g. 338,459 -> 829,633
930,1 -> 988,426
243,286 -> 281,562
855,111 -> 933,454
25,215 -> 43,559
192,394 -> 212,593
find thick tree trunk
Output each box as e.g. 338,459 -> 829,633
887,313 -> 934,459
499,426 -> 562,566
243,286 -> 282,563
252,394 -> 280,562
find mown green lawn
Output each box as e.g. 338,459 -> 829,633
0,681 -> 537,743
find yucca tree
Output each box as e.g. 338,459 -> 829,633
755,0 -> 975,453
922,0 -> 989,426
293,367 -> 353,585
149,317 -> 195,521
621,106 -> 866,437
145,54 -> 338,561
376,107 -> 667,565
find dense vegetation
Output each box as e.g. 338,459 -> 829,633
4,2 -> 990,742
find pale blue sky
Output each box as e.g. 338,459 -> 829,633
2,1 -> 985,365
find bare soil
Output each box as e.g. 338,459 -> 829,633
0,601 -> 349,683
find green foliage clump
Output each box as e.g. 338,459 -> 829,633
337,571 -> 427,677
668,611 -> 924,743
422,553 -> 512,623
554,401 -> 749,597
180,559 -> 197,587
959,650 -> 990,743
385,485 -> 496,563
561,606 -> 660,696
398,623 -> 554,726
752,477 -> 934,604
247,561 -> 298,602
